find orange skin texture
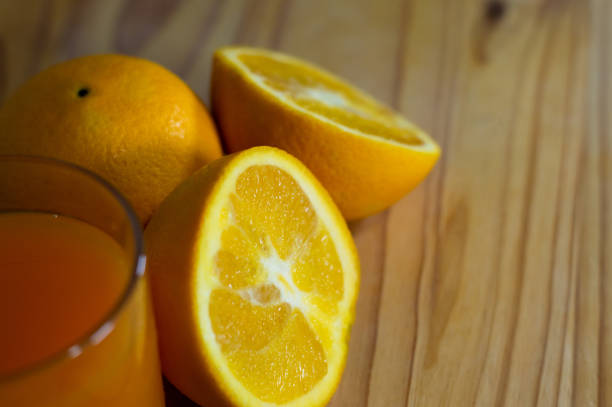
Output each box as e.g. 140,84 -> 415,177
0,54 -> 222,224
144,154 -> 232,407
211,49 -> 440,221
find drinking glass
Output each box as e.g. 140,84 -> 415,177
0,156 -> 165,406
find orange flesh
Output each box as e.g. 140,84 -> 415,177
237,53 -> 424,146
209,165 -> 345,403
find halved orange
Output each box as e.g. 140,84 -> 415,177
144,146 -> 359,406
211,46 -> 440,220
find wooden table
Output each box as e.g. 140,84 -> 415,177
1,0 -> 610,405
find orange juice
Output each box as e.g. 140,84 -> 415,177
0,212 -> 165,406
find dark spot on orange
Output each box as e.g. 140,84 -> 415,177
77,87 -> 90,98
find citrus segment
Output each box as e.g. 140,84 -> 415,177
231,165 -> 318,260
209,289 -> 291,352
213,298 -> 327,403
215,226 -> 264,289
225,311 -> 327,404
237,53 -> 424,146
145,147 -> 359,406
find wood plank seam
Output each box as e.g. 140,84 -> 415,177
549,10 -> 585,406
269,0 -> 293,50
232,0 -> 259,44
176,0 -> 224,77
534,7 -> 581,403
597,0 -> 610,405
472,10 -> 539,404
407,0 -> 467,404
495,20 -> 556,407
26,0 -> 52,78
405,0 -> 452,402
365,0 -> 410,404
363,214 -> 390,407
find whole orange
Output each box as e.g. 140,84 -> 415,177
0,54 -> 222,224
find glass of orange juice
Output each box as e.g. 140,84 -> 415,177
0,156 -> 165,406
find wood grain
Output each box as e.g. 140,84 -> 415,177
1,0 -> 610,405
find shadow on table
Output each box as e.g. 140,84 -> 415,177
164,377 -> 201,407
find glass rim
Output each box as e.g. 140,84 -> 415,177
0,155 -> 146,382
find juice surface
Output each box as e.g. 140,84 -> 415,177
0,212 -> 129,375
